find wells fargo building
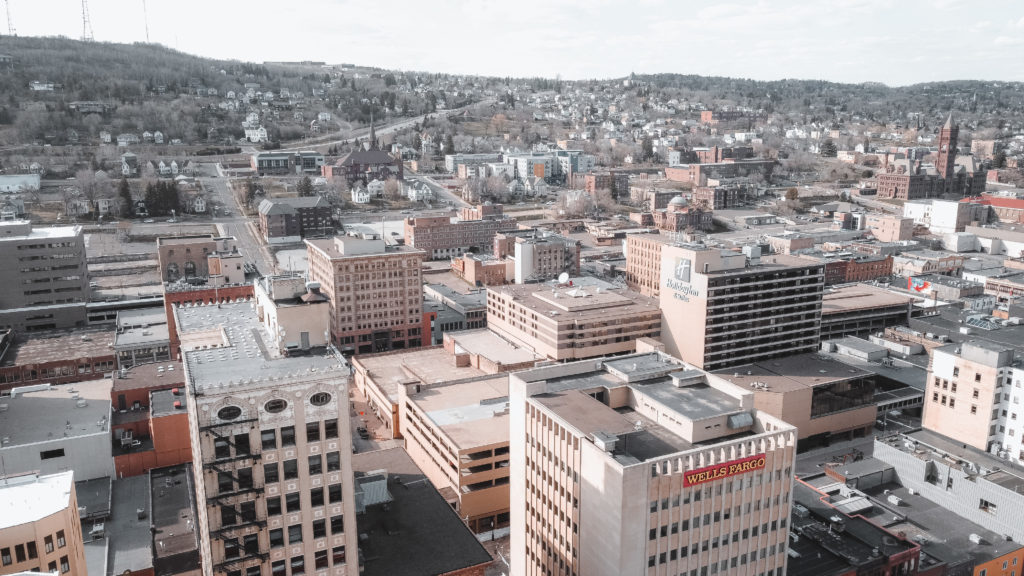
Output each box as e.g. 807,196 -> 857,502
509,352 -> 798,576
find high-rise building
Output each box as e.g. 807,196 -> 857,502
0,471 -> 88,576
659,245 -> 825,371
509,352 -> 798,576
305,235 -> 426,354
177,300 -> 359,576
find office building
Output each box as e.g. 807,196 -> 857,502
819,284 -> 914,340
305,235 -> 426,353
658,245 -> 825,371
177,300 -> 359,576
509,352 -> 798,576
714,353 -> 878,450
257,197 -> 332,244
0,220 -> 88,309
487,277 -> 662,361
0,471 -> 88,576
405,205 -> 519,260
625,233 -> 673,298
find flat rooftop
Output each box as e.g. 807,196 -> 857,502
106,474 -> 152,575
76,476 -> 112,521
150,465 -> 200,563
909,307 -> 1024,351
714,352 -> 873,393
488,282 -> 659,317
0,222 -> 81,241
354,346 -> 488,403
114,323 -> 170,348
116,308 -> 168,329
112,362 -> 184,392
351,448 -> 493,576
706,252 -> 821,276
151,388 -> 187,418
0,327 -> 115,367
0,379 -> 112,447
882,429 -> 1024,492
447,329 -> 540,367
822,284 -> 915,314
176,301 -> 347,391
0,471 -> 74,530
410,376 -> 509,449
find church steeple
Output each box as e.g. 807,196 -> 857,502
937,111 -> 958,184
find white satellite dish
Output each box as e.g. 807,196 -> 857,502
558,272 -> 570,284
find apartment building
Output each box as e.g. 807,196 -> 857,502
0,471 -> 88,576
486,278 -> 662,361
865,214 -> 914,242
625,233 -> 673,298
509,232 -> 581,284
923,340 -> 1024,462
305,235 -> 426,353
404,209 -> 519,260
0,220 -> 89,309
177,300 -> 359,576
257,197 -> 333,244
658,245 -> 825,371
399,375 -> 511,534
692,186 -> 751,210
509,352 -> 798,576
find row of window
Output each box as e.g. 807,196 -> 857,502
0,532 -> 66,567
217,394 -> 334,422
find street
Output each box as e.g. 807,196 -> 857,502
198,175 -> 277,275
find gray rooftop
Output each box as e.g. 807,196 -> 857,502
0,380 -> 112,447
176,301 -> 348,391
107,475 -> 152,576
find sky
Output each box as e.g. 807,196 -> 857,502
7,0 -> 1024,85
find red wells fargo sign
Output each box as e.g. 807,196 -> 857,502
683,454 -> 766,487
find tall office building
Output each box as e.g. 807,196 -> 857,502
509,352 -> 798,576
178,300 -> 359,576
658,244 -> 825,370
305,235 -> 425,354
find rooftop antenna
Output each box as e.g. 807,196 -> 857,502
4,0 -> 14,36
81,0 -> 93,41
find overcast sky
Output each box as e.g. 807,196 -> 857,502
9,0 -> 1024,85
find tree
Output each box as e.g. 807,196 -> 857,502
640,135 -> 654,162
993,151 -> 1007,169
297,176 -> 314,197
244,178 -> 258,207
118,178 -> 133,217
820,139 -> 838,158
383,177 -> 403,201
785,188 -> 799,201
444,133 -> 455,155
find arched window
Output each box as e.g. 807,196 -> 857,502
184,260 -> 197,277
166,262 -> 180,281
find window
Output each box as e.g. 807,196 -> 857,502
290,556 -> 305,576
223,539 -> 240,559
325,419 -> 338,439
265,399 -> 287,413
218,406 -> 242,420
286,492 -> 301,513
311,487 -> 324,507
283,459 -> 298,480
234,433 -> 251,454
326,451 -> 341,472
264,462 -> 279,484
261,429 -> 277,450
315,550 -> 329,570
329,483 -> 343,504
40,448 -> 65,460
60,556 -> 70,573
306,422 -> 320,443
288,524 -> 303,545
267,496 -> 281,516
44,536 -> 53,554
330,515 -> 344,534
272,560 -> 285,576
310,392 -> 331,406
1,548 -> 11,566
57,531 -> 66,548
240,501 -> 256,522
280,426 -> 295,447
980,498 -> 998,514
48,562 -> 57,572
214,438 -> 231,459
237,468 -> 253,490
218,472 -> 234,493
221,506 -> 237,526
332,546 -> 346,565
269,529 -> 284,548
308,454 -> 322,475
15,545 -> 25,563
313,519 -> 327,539
246,566 -> 261,576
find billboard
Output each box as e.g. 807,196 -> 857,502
683,454 -> 766,487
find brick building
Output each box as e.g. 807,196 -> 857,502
451,254 -> 511,286
157,235 -> 239,283
583,171 -> 630,194
404,206 -> 519,261
625,233 -> 673,298
305,235 -> 426,353
648,196 -> 713,232
692,145 -> 754,164
800,253 -> 894,285
321,149 -> 402,185
111,364 -> 192,478
0,327 -> 116,394
876,114 -> 987,200
257,197 -> 332,244
692,185 -> 751,209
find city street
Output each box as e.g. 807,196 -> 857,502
197,175 -> 277,275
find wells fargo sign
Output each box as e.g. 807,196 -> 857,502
683,454 -> 766,487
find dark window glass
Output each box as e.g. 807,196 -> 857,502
310,487 -> 324,507
324,419 -> 338,439
283,459 -> 298,480
266,496 -> 281,516
330,515 -> 344,534
286,492 -> 301,513
306,422 -> 320,442
264,462 -> 279,484
287,525 -> 303,545
261,429 -> 276,450
269,529 -> 284,548
308,454 -> 322,475
281,426 -> 295,447
326,451 -> 340,472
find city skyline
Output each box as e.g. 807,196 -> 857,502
6,0 -> 1024,85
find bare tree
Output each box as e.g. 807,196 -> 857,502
383,177 -> 403,201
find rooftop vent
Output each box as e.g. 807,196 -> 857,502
173,400 -> 182,410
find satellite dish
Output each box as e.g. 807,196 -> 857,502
558,272 -> 570,284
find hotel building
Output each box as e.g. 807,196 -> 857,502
509,352 -> 798,576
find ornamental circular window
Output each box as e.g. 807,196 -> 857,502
217,406 -> 242,421
264,399 -> 288,413
309,392 -> 332,407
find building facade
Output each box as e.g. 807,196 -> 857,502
404,212 -> 519,261
305,236 -> 425,354
0,471 -> 88,576
0,221 -> 89,310
509,352 -> 798,576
